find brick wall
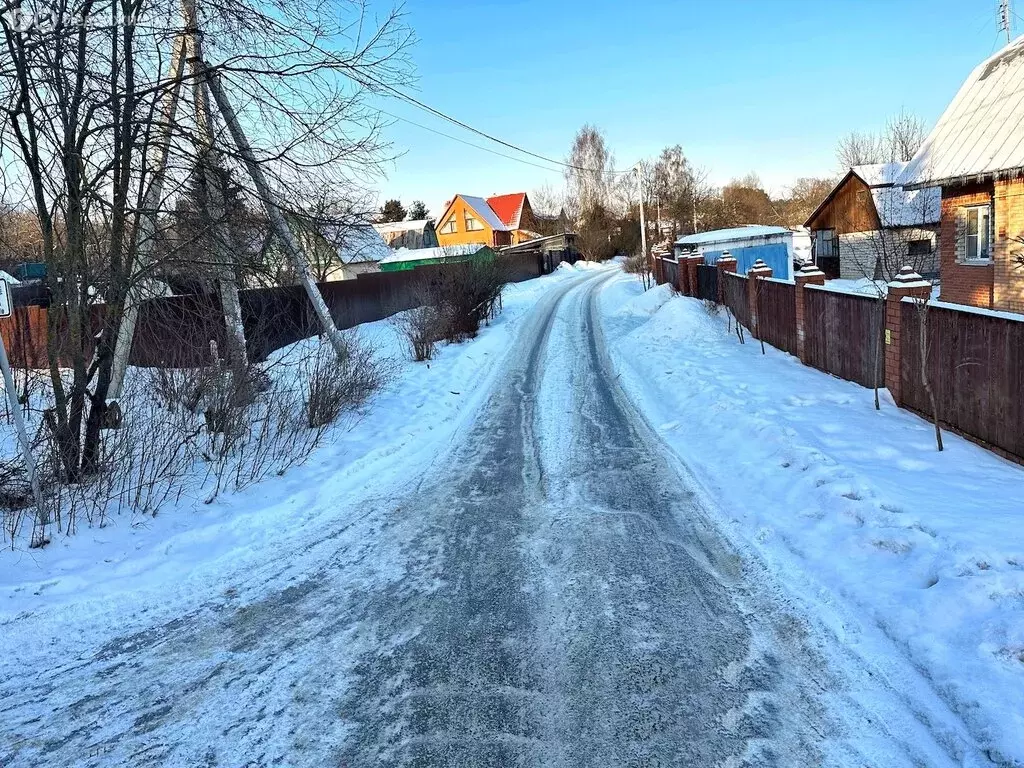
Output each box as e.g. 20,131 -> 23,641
993,177 -> 1024,313
938,182 -> 994,309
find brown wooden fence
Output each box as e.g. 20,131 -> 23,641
722,272 -> 750,329
900,301 -> 1024,461
753,278 -> 797,356
803,285 -> 885,389
0,251 -> 543,369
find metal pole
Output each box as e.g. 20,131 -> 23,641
637,165 -> 648,261
0,335 -> 46,545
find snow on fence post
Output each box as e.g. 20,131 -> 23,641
794,262 -> 826,363
884,266 -> 932,405
746,259 -> 773,338
716,253 -> 738,304
686,255 -> 703,298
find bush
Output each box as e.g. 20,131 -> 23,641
304,333 -> 389,428
396,257 -> 512,361
393,304 -> 442,362
624,253 -> 656,290
429,258 -> 510,341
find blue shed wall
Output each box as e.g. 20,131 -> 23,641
703,243 -> 790,278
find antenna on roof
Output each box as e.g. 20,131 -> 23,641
999,0 -> 1012,44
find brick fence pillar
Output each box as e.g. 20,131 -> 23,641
677,254 -> 690,295
746,259 -> 773,338
885,266 -> 933,405
716,253 -> 738,304
794,263 -> 826,363
686,255 -> 703,297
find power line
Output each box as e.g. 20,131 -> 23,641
349,67 -> 633,177
377,109 -> 569,173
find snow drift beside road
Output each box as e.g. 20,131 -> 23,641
600,273 -> 1024,764
0,265 -> 605,620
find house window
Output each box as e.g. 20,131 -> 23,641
908,239 -> 932,257
815,229 -> 837,259
465,215 -> 483,232
964,205 -> 991,262
440,218 -> 457,234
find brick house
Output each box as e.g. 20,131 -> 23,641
804,163 -> 940,281
898,35 -> 1024,313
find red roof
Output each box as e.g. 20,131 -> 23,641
486,193 -> 527,229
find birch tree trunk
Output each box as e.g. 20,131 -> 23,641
108,35 -> 187,401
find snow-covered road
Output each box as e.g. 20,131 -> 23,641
0,271 -> 991,766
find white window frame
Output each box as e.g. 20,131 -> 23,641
440,218 -> 457,234
464,214 -> 483,232
963,204 -> 992,264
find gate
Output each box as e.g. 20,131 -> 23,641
696,265 -> 718,302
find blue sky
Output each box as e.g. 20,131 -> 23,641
371,0 -> 1018,217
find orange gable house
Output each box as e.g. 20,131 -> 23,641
486,192 -> 540,245
436,195 -> 513,248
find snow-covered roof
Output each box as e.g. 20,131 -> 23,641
372,219 -> 433,236
871,186 -> 941,227
851,162 -> 908,187
378,244 -> 482,266
458,196 -> 511,232
675,225 -> 792,247
0,270 -> 20,285
330,224 -> 393,265
899,35 -> 1024,188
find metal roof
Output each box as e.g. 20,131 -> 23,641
458,195 -> 511,232
899,35 -> 1024,188
675,225 -> 792,247
372,219 -> 434,235
486,193 -> 527,228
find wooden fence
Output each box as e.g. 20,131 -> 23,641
0,250 -> 543,369
753,278 -> 797,356
722,272 -> 750,329
802,286 -> 885,389
674,262 -> 1023,463
900,301 -> 1024,461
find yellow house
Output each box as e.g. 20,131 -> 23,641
435,194 -> 515,248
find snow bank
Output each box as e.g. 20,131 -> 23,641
611,281 -> 674,317
0,266 -> 594,621
600,275 -> 1024,764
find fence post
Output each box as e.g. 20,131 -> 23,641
746,258 -> 773,338
794,262 -> 826,363
678,256 -> 690,295
884,266 -> 932,405
716,253 -> 738,304
686,256 -> 702,297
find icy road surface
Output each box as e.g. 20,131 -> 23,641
0,271 -> 987,766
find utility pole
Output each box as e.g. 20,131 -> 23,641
1000,0 -> 1013,44
636,165 -> 648,262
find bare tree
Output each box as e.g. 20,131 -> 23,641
1,0 -> 411,498
836,178 -> 939,410
837,110 -> 928,169
885,109 -> 927,163
564,124 -> 616,229
837,131 -> 887,168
